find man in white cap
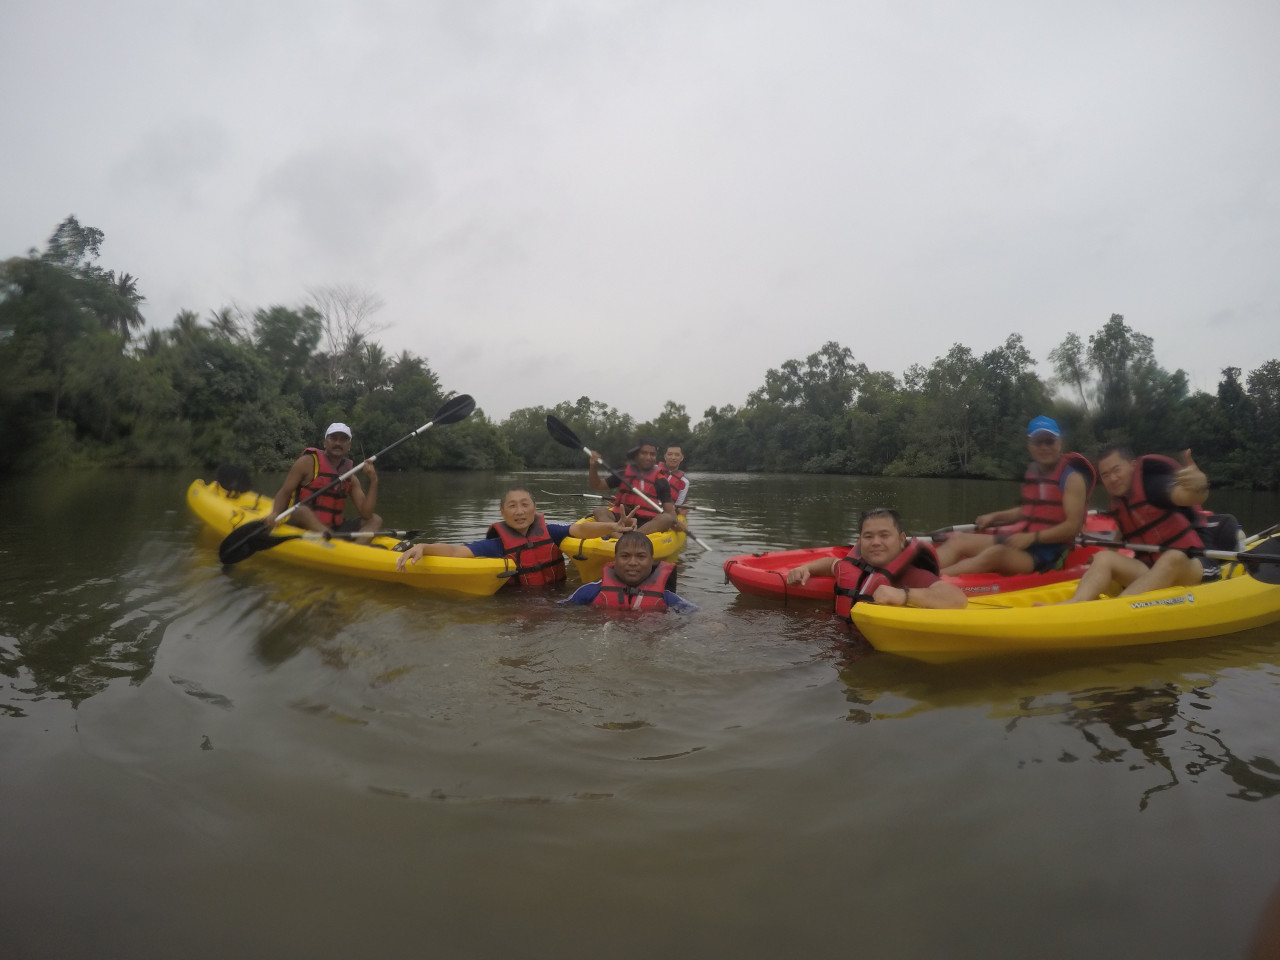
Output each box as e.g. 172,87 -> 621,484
932,415 -> 1094,576
263,422 -> 382,534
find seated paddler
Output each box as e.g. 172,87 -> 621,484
563,531 -> 695,611
1058,446 -> 1211,604
588,437 -> 681,535
395,486 -> 635,586
786,507 -> 967,614
933,415 -> 1093,576
263,422 -> 382,534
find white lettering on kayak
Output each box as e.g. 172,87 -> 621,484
1129,594 -> 1197,610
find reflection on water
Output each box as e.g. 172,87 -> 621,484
836,627 -> 1280,809
0,472 -> 201,713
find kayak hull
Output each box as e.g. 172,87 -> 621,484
723,543 -> 1109,602
558,520 -> 687,582
186,479 -> 513,597
849,565 -> 1280,659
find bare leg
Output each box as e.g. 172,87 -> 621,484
1118,552 -> 1202,596
637,512 -> 676,534
934,532 -> 998,569
592,506 -> 616,523
1059,552 -> 1146,604
358,512 -> 383,533
944,544 -> 1037,577
285,504 -> 329,533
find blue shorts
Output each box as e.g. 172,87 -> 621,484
1025,542 -> 1068,574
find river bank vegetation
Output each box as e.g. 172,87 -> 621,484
3,217 -> 1278,488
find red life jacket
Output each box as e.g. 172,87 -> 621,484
294,447 -> 352,528
613,463 -> 667,520
593,561 -> 677,611
1109,455 -> 1204,565
1018,453 -> 1096,532
666,470 -> 688,505
832,538 -> 940,618
485,513 -> 567,586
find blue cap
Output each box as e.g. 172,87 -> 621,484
1027,415 -> 1060,438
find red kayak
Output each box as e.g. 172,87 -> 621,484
723,517 -> 1121,603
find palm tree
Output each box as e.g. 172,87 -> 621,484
169,310 -> 205,347
138,328 -> 166,358
358,343 -> 390,393
208,306 -> 246,342
96,270 -> 146,341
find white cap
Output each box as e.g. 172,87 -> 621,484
325,422 -> 352,438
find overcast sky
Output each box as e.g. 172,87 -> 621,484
3,0 -> 1278,424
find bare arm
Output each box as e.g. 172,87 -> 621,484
347,462 -> 379,520
587,452 -> 611,491
976,506 -> 1024,530
396,542 -> 476,570
873,580 -> 968,609
1170,449 -> 1209,507
786,556 -> 838,585
265,457 -> 313,524
568,516 -> 637,539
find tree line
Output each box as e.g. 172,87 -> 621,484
3,217 -> 1278,489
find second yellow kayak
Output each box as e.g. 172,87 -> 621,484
557,518 -> 687,582
850,560 -> 1280,660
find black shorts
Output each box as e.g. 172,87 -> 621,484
1025,542 -> 1069,574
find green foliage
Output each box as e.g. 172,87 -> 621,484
0,217 -> 511,477
3,218 -> 1278,489
252,306 -> 322,392
637,401 -> 692,448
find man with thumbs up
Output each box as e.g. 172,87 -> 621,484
1060,445 -> 1211,603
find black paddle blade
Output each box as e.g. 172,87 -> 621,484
218,520 -> 298,565
1241,536 -> 1280,585
545,415 -> 584,451
433,393 -> 476,427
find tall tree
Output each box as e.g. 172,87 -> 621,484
1246,360 -> 1280,489
98,271 -> 147,340
251,305 -> 322,391
1049,331 -> 1091,413
1087,313 -> 1155,436
307,284 -> 386,385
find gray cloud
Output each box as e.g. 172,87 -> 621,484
2,0 -> 1278,419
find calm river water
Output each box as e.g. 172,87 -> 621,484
2,469 -> 1279,960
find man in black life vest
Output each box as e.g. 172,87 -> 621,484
934,415 -> 1092,577
263,422 -> 382,534
1058,445 -> 1209,604
588,438 -> 682,535
787,508 -> 966,611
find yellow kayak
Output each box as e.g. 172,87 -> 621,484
850,563 -> 1280,659
557,518 -> 687,582
186,478 -> 514,597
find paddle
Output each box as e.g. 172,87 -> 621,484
321,529 -> 425,541
220,528 -> 427,553
921,509 -> 1108,543
218,394 -> 476,564
920,523 -> 978,541
539,490 -> 718,513
544,415 -> 712,551
1077,532 -> 1280,585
